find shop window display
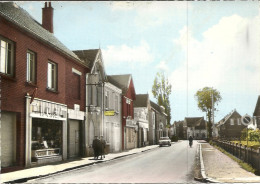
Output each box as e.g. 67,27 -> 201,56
31,118 -> 62,161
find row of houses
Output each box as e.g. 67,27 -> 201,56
0,2 -> 169,173
214,97 -> 260,139
170,96 -> 260,140
170,117 -> 207,140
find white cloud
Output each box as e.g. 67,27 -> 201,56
102,40 -> 154,66
156,61 -> 169,72
110,2 -> 190,28
170,15 -> 260,95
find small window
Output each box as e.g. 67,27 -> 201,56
0,37 -> 14,76
47,61 -> 57,91
27,50 -> 36,83
237,118 -> 241,125
230,119 -> 234,125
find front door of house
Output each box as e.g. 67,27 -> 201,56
68,120 -> 80,157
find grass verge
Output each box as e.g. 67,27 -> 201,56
209,142 -> 256,174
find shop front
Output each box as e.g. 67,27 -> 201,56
25,96 -> 68,167
137,122 -> 149,147
125,119 -> 137,150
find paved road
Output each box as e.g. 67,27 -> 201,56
30,141 -> 199,183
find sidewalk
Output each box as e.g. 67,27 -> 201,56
1,145 -> 159,183
200,142 -> 260,183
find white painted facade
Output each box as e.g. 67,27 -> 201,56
85,50 -> 106,156
104,82 -> 122,152
134,107 -> 149,147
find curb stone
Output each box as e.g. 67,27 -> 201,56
198,143 -> 220,183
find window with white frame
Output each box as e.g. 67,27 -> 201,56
47,61 -> 57,91
0,37 -> 14,76
27,50 -> 36,83
230,118 -> 234,125
237,118 -> 241,125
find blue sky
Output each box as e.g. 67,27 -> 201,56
17,1 -> 260,124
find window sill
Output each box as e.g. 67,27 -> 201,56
46,88 -> 59,94
25,81 -> 38,87
0,73 -> 16,81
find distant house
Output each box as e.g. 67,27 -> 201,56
253,96 -> 260,129
217,109 -> 246,140
174,121 -> 184,139
150,101 -> 168,143
107,74 -> 136,150
134,94 -> 151,147
168,124 -> 176,139
184,117 -> 207,140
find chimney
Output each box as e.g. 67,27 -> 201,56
42,2 -> 53,33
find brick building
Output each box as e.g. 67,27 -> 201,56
0,2 -> 89,172
217,109 -> 246,140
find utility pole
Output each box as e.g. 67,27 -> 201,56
212,88 -> 214,125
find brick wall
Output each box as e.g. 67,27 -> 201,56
0,17 -> 88,169
121,78 -> 136,150
65,60 -> 88,112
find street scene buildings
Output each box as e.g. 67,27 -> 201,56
1,1 -> 260,183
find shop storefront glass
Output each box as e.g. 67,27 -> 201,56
31,118 -> 62,162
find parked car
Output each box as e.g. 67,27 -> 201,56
159,137 -> 171,147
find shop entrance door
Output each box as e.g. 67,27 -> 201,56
69,120 -> 80,158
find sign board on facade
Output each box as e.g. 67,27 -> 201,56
68,109 -> 85,120
28,97 -> 67,120
104,111 -> 115,116
126,119 -> 136,128
242,114 -> 252,126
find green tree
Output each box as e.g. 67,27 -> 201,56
152,72 -> 172,125
241,128 -> 260,141
194,87 -> 222,138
